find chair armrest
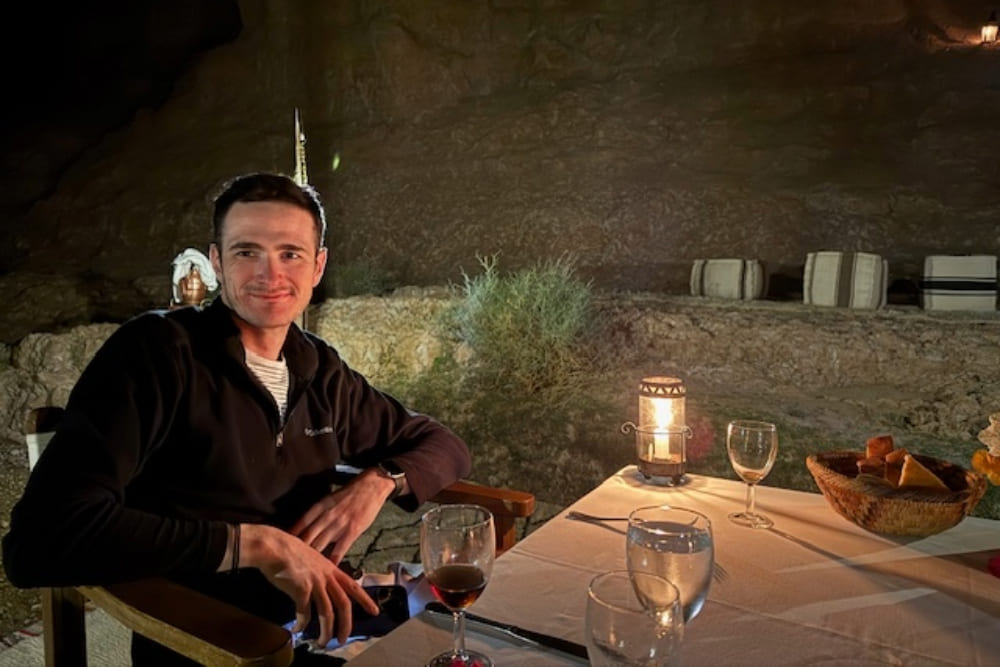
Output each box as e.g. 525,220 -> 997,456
430,481 -> 536,554
430,480 -> 535,517
79,578 -> 293,667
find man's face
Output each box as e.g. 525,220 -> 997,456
209,200 -> 327,336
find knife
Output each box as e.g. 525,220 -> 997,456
425,601 -> 589,660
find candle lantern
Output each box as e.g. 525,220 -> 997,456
984,11 -> 998,43
622,376 -> 691,485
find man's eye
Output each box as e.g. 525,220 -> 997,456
283,252 -> 302,260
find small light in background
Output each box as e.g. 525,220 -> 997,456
983,10 -> 998,43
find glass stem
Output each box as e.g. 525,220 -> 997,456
746,482 -> 756,516
452,610 -> 468,659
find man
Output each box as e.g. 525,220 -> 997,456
2,173 -> 472,663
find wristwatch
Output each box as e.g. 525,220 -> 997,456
376,460 -> 406,500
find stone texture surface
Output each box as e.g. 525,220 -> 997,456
309,288 -> 461,382
3,293 -> 999,479
2,1 -> 999,342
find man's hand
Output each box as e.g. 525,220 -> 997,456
240,523 -> 380,646
289,467 -> 397,566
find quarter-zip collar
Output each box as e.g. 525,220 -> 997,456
204,298 -> 319,439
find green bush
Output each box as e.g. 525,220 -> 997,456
444,254 -> 597,397
381,254 -> 621,503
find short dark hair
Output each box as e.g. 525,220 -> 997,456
212,172 -> 327,250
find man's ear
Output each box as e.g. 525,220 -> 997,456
313,247 -> 328,288
209,244 -> 222,280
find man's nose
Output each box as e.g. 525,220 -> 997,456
255,254 -> 279,280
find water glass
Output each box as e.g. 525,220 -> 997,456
586,570 -> 684,666
626,506 -> 714,623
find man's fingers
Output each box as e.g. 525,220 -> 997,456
301,512 -> 348,551
314,592 -> 335,647
341,571 -> 379,616
289,498 -> 334,537
291,609 -> 308,635
287,508 -> 315,537
327,581 -> 354,645
358,589 -> 379,616
327,543 -> 347,566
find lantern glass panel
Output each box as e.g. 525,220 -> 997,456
636,426 -> 687,485
638,376 -> 686,431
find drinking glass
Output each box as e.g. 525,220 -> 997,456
586,570 -> 684,666
726,420 -> 779,528
625,506 -> 714,623
420,504 -> 496,667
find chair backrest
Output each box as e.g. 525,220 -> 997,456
25,406 -> 64,470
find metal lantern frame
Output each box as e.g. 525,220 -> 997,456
622,376 -> 691,486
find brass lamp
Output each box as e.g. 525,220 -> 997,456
984,10 -> 998,43
622,376 -> 691,485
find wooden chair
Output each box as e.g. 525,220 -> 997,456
24,406 -> 534,666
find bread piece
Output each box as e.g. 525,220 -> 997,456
856,456 -> 886,476
884,448 -> 908,465
898,454 -> 949,491
971,449 -> 1000,486
885,462 -> 902,487
865,435 -> 895,460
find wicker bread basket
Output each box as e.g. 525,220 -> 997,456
806,451 -> 987,537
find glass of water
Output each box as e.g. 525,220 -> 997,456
586,570 -> 684,666
626,505 -> 714,623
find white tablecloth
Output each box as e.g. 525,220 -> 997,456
350,467 -> 1000,666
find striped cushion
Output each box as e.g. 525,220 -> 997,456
803,251 -> 887,310
920,255 -> 997,312
690,259 -> 766,300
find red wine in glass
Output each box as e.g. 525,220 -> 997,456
420,504 -> 495,667
428,564 -> 487,610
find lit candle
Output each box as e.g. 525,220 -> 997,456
653,399 -> 675,459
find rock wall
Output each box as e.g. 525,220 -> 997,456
11,292 -> 994,459
2,1 -> 999,343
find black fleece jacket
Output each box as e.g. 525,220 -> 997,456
3,299 -> 471,587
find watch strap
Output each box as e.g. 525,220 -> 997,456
376,461 -> 406,500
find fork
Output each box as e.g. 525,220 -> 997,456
564,510 -> 730,583
565,510 -> 629,522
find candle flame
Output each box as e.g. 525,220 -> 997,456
654,398 -> 675,430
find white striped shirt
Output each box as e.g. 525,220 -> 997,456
244,348 -> 290,421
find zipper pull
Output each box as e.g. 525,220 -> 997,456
275,432 -> 284,449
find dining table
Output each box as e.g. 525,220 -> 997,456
346,466 -> 1000,666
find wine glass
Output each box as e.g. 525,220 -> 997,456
726,420 -> 778,528
626,505 -> 714,623
586,570 -> 684,666
420,504 -> 496,667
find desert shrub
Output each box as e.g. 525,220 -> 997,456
382,255 -> 620,503
443,254 -> 597,397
